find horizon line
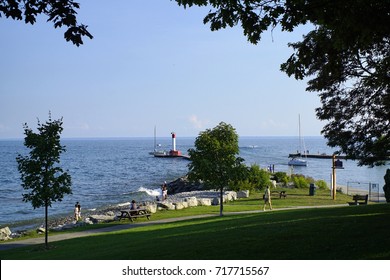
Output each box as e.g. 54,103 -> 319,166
0,135 -> 325,141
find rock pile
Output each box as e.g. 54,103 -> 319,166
167,176 -> 204,194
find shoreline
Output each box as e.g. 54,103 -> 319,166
4,189 -> 223,234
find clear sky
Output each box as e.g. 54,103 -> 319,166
0,0 -> 325,139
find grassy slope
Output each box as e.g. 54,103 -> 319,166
1,196 -> 389,259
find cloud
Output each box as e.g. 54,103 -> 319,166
189,115 -> 208,130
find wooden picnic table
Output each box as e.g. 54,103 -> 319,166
117,208 -> 151,222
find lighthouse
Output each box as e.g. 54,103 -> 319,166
169,132 -> 182,156
171,132 -> 176,151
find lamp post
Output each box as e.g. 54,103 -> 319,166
332,154 -> 344,200
332,155 -> 336,200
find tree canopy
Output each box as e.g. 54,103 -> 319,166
16,114 -> 72,248
0,0 -> 92,46
188,122 -> 245,216
175,0 -> 390,166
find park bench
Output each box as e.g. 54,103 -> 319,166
272,191 -> 287,199
348,194 -> 368,206
117,208 -> 151,222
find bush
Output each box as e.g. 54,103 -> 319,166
230,164 -> 270,191
230,179 -> 253,192
248,164 -> 270,190
273,172 -> 289,185
315,180 -> 328,190
291,174 -> 310,189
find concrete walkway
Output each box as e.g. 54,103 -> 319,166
0,204 -> 347,251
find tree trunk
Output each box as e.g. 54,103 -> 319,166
45,202 -> 48,249
219,187 -> 223,216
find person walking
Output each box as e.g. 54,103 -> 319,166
263,186 -> 272,211
74,202 -> 80,221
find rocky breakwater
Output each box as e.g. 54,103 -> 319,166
157,175 -> 250,211
167,175 -> 204,195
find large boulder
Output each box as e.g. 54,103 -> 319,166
212,197 -> 220,205
237,190 -> 250,198
0,227 -> 12,241
89,215 -> 117,224
167,176 -> 204,194
144,203 -> 157,213
184,197 -> 198,207
225,191 -> 237,201
36,227 -> 46,234
174,202 -> 189,210
157,201 -> 175,211
197,198 -> 212,206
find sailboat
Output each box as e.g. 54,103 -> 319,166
288,114 -> 308,166
149,126 -> 169,156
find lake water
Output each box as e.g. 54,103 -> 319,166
0,136 -> 387,230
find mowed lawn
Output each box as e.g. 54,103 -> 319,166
1,203 -> 389,260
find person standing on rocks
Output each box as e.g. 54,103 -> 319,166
74,202 -> 80,221
77,202 -> 81,220
162,181 -> 168,200
263,186 -> 272,211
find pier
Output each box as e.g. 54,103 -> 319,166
288,153 -> 347,159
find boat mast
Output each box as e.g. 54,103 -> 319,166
298,114 -> 307,157
154,125 -> 156,151
298,114 -> 302,154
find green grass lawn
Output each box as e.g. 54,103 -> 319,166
1,188 -> 389,260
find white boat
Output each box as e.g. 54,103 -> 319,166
149,126 -> 169,156
288,114 -> 307,166
288,157 -> 307,166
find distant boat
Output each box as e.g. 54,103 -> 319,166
149,126 -> 169,156
288,114 -> 307,167
288,157 -> 307,166
149,129 -> 190,160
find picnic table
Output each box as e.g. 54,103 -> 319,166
117,208 -> 151,222
271,191 -> 287,198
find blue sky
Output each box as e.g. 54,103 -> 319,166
0,0 -> 324,139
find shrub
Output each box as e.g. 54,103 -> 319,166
291,174 -> 309,188
230,179 -> 253,192
229,164 -> 270,191
315,180 -> 328,190
273,172 -> 289,185
248,164 -> 270,190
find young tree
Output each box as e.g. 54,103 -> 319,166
188,122 -> 245,216
16,114 -> 72,249
0,0 -> 92,46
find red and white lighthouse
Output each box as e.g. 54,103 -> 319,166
170,132 -> 181,156
171,132 -> 176,151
